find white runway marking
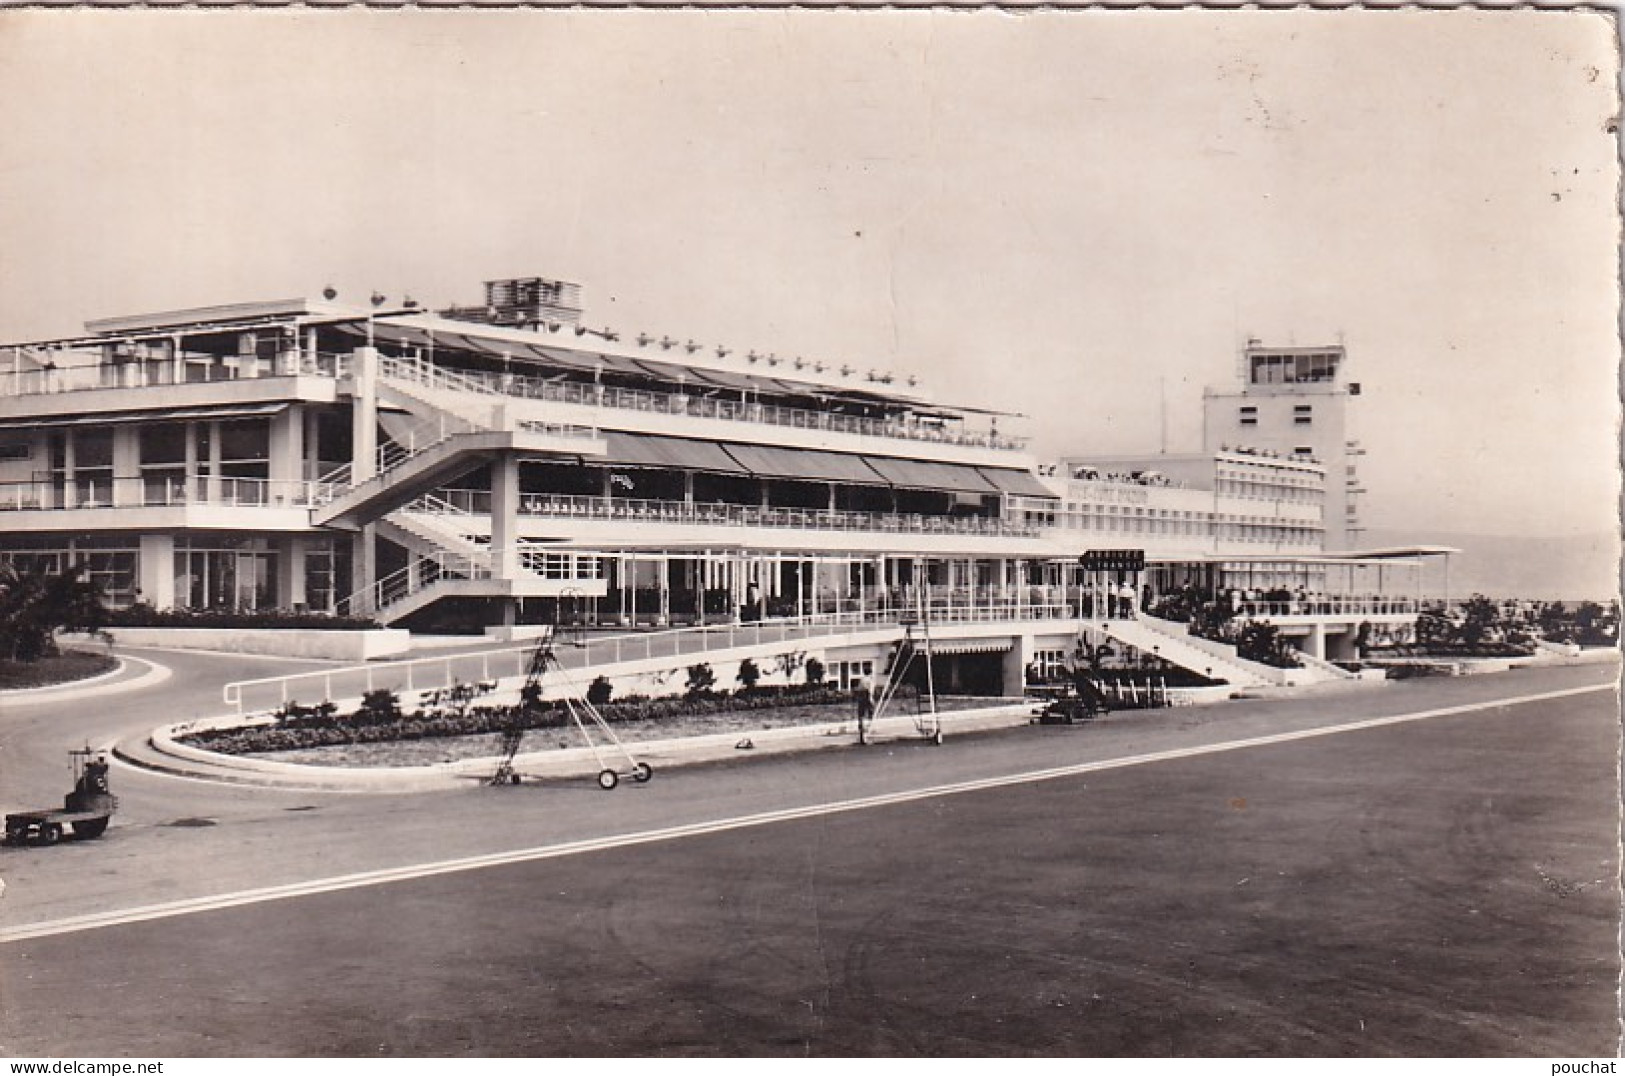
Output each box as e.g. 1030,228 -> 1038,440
0,681 -> 1610,945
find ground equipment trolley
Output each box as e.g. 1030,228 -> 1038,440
5,747 -> 118,846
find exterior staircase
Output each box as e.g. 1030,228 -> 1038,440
313,372 -> 603,531
1084,614 -> 1277,688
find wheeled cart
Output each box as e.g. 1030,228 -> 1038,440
4,748 -> 118,846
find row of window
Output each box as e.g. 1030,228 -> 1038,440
1248,352 -> 1341,385
1029,501 -> 1323,538
1238,404 -> 1314,427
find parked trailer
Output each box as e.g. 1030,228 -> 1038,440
4,748 -> 117,846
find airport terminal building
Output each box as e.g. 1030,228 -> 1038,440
0,275 -> 1436,686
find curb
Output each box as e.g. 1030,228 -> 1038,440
0,656 -> 171,704
120,704 -> 1041,794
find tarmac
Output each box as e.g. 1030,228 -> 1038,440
18,642 -> 1613,796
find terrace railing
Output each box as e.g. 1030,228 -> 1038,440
1236,598 -> 1419,618
408,490 -> 1038,539
221,600 -> 1081,714
0,349 -> 351,398
378,353 -> 1028,452
0,475 -> 345,511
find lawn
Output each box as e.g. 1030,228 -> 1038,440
0,650 -> 118,690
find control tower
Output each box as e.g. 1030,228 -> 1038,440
1202,342 -> 1364,550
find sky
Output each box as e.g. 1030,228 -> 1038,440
0,8 -> 1617,542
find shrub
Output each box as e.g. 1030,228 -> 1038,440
1235,621 -> 1301,669
685,663 -> 716,696
356,688 -> 403,723
586,675 -> 614,707
805,657 -> 825,685
736,658 -> 761,692
98,603 -> 381,630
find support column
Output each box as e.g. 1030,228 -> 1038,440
490,454 -> 520,579
138,534 -> 175,609
111,425 -> 140,507
62,431 -> 76,509
350,346 -> 380,483
184,423 -> 199,501
352,527 -> 376,615
1002,634 -> 1036,697
281,536 -> 308,609
206,420 -> 222,503
268,405 -> 305,500
658,555 -> 670,626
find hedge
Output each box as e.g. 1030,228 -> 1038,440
180,681 -> 899,756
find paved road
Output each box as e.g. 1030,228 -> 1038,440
0,654 -> 1618,1055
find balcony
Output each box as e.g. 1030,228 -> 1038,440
0,350 -> 351,399
0,475 -> 342,513
378,355 -> 1027,453
418,491 -> 1039,538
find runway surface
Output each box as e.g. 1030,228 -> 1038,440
0,652 -> 1618,1056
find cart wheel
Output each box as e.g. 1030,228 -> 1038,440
38,822 -> 62,846
631,762 -> 653,783
597,769 -> 619,791
72,818 -> 108,839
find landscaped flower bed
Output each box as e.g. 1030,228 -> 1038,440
243,695 -> 1011,769
178,681 -> 949,758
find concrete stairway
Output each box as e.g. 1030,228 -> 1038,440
1084,614 -> 1277,688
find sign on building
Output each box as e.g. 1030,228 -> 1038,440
1080,549 -> 1146,572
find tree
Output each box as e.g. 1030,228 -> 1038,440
0,562 -> 108,662
805,656 -> 825,685
1235,621 -> 1301,669
1458,595 -> 1501,649
586,675 -> 614,707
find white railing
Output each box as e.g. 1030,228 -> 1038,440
0,475 -> 343,511
338,545 -> 606,617
338,549 -> 492,617
0,350 -> 350,398
408,490 -> 1037,538
1235,598 -> 1418,618
377,352 -> 1027,452
221,601 -> 1081,714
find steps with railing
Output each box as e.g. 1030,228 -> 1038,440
1084,615 -> 1277,688
1289,647 -> 1362,682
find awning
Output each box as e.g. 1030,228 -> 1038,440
862,456 -> 1000,495
525,344 -> 644,377
599,431 -> 750,475
932,639 -> 1015,655
720,443 -> 886,485
331,322 -> 440,352
0,402 -> 289,430
976,467 -> 1058,498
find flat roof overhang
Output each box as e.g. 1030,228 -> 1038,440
0,401 -> 290,430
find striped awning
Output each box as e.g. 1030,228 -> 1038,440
976,466 -> 1057,498
862,456 -> 1000,495
599,431 -> 750,475
721,443 -> 885,485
